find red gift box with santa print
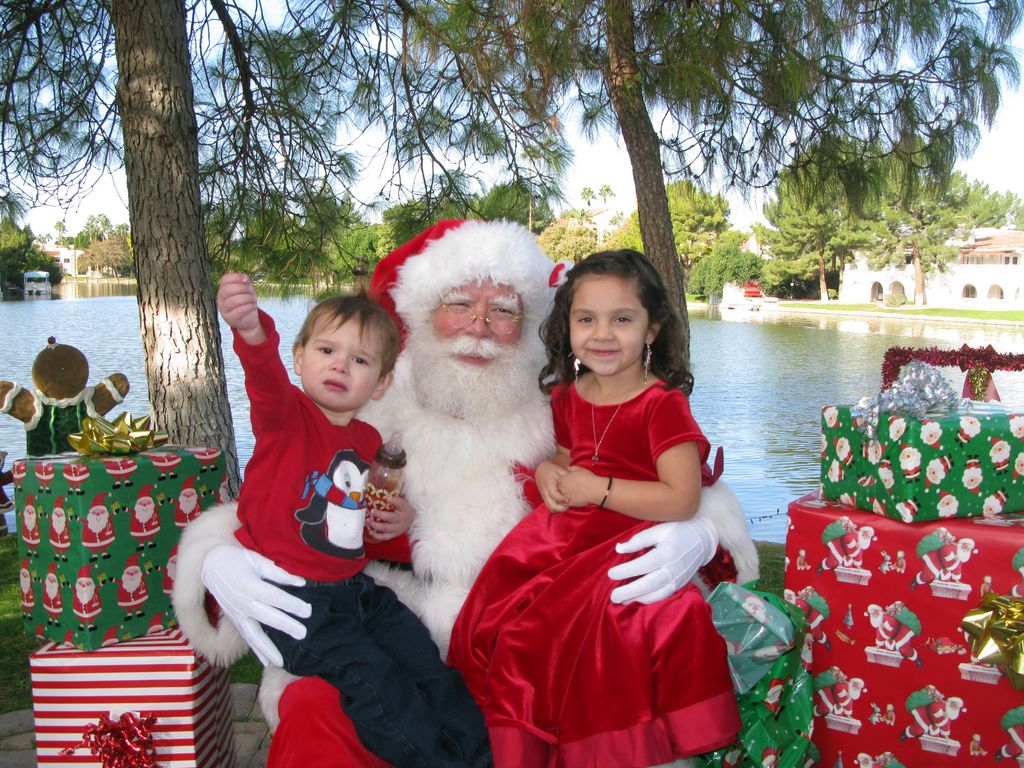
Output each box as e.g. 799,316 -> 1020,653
820,402 -> 1024,522
29,628 -> 234,767
785,492 -> 1024,765
13,446 -> 226,649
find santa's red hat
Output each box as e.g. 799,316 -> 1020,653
369,219 -> 555,344
124,554 -> 141,570
180,477 -> 195,492
101,626 -> 120,646
47,562 -> 58,577
53,496 -> 65,511
20,557 -> 29,572
24,493 -> 35,508
137,485 -> 154,501
90,493 -> 106,511
77,564 -> 93,580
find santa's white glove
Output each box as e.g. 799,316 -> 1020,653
608,517 -> 719,605
201,544 -> 312,667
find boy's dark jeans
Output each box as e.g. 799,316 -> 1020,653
265,573 -> 491,768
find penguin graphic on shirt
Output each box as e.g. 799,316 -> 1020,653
295,450 -> 368,558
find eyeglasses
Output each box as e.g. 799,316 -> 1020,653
439,302 -> 523,335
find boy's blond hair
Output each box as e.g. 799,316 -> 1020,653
294,293 -> 401,376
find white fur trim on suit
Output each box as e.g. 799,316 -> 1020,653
696,481 -> 760,586
171,501 -> 251,666
258,666 -> 298,733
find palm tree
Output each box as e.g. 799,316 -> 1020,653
581,186 -> 596,206
598,184 -> 614,204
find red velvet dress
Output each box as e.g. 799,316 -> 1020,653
448,383 -> 741,768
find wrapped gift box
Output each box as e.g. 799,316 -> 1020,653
13,446 -> 226,648
785,492 -> 1024,765
820,403 -> 1024,522
30,629 -> 234,767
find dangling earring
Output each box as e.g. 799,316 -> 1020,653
643,344 -> 652,383
573,356 -> 581,381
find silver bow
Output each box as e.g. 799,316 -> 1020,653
852,361 -> 972,439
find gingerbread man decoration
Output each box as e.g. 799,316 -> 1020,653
0,337 -> 129,456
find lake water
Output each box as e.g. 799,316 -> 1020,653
3,284 -> 1024,543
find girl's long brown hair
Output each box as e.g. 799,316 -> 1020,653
538,249 -> 694,395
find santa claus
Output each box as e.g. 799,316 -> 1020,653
72,564 -> 101,631
81,493 -> 115,560
117,553 -> 149,619
129,484 -> 161,549
21,492 -> 40,556
48,496 -> 70,561
173,476 -> 200,528
41,561 -> 63,624
19,558 -> 34,617
174,219 -> 758,767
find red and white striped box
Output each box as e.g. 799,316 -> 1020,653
30,629 -> 235,767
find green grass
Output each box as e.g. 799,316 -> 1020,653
754,541 -> 785,597
784,302 -> 1024,322
0,533 -> 788,715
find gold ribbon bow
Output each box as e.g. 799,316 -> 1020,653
961,592 -> 1024,689
68,413 -> 169,455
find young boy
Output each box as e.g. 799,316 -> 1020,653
217,273 -> 490,768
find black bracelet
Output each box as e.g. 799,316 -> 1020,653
598,476 -> 613,508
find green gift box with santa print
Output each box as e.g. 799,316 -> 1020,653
820,403 -> 1024,523
11,446 -> 224,649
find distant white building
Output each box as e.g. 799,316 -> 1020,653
41,244 -> 84,277
838,227 -> 1024,308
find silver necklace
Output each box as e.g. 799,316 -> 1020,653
591,402 -> 624,462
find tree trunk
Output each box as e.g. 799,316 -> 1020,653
912,242 -> 926,306
111,0 -> 240,495
819,249 -> 829,302
603,0 -> 691,367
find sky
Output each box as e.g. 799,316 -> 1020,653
24,54 -> 1024,238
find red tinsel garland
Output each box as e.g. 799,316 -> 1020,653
59,712 -> 159,768
882,344 -> 1024,393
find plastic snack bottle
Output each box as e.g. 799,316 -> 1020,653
367,432 -> 406,503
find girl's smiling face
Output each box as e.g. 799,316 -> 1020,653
569,274 -> 657,387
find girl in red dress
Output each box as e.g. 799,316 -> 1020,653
449,249 -> 740,768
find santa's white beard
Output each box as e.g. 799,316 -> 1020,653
179,493 -> 198,513
122,569 -> 143,593
45,578 -> 58,599
76,582 -> 95,604
406,327 -> 543,421
21,574 -> 30,592
88,512 -> 108,534
136,502 -> 155,523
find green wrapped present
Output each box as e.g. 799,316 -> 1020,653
820,401 -> 1024,523
698,584 -> 814,768
13,446 -> 226,649
708,582 -> 797,694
